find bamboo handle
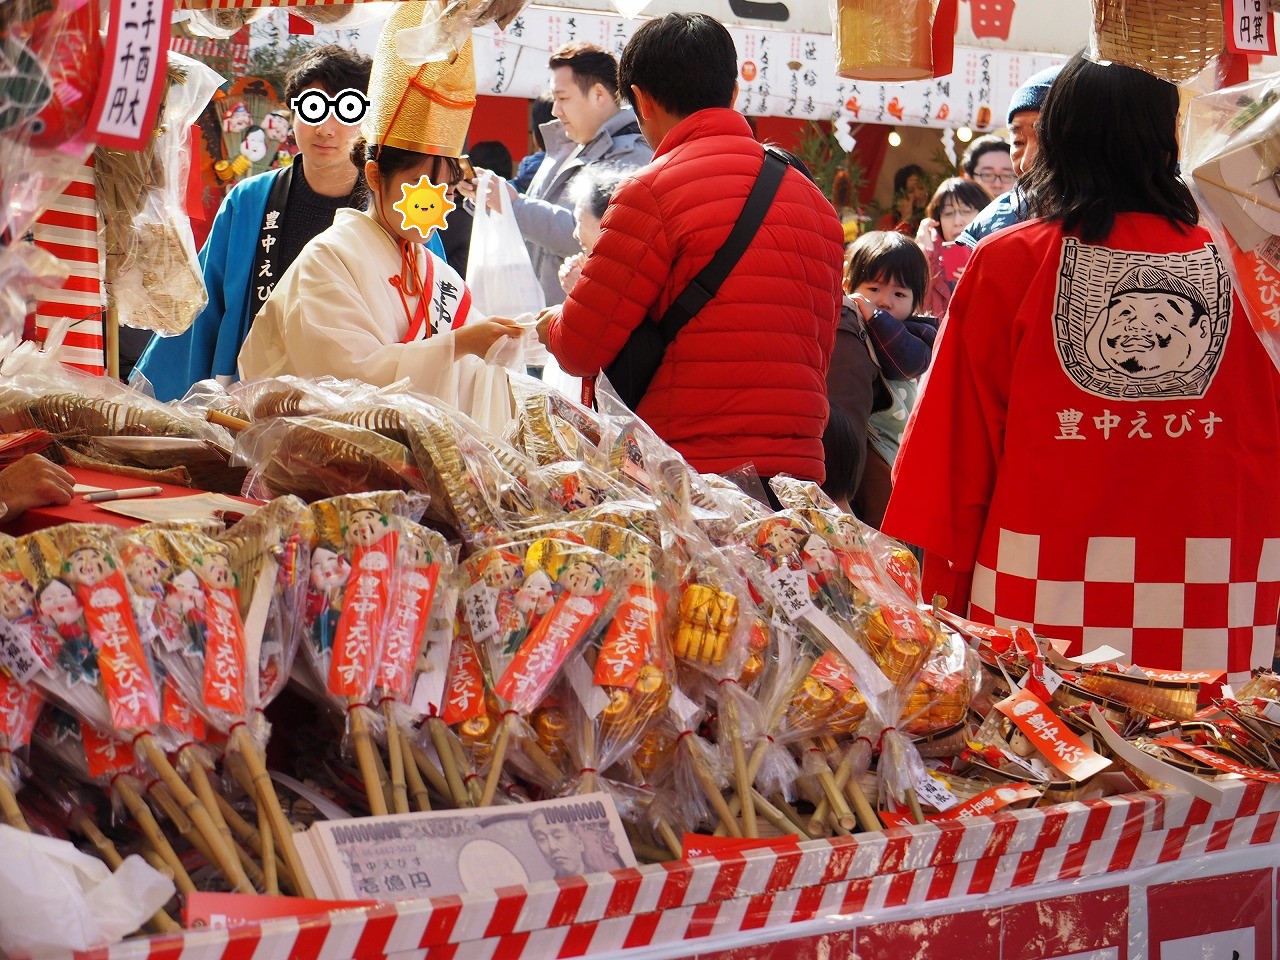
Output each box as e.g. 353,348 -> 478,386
905,786 -> 926,826
480,714 -> 515,807
348,701 -> 389,816
206,409 -> 252,432
846,774 -> 883,833
683,735 -> 741,838
114,778 -> 196,896
427,716 -> 471,808
187,758 -> 256,891
258,800 -> 279,896
214,791 -> 293,892
399,726 -> 432,812
721,695 -> 757,838
406,738 -> 451,799
0,773 -> 28,831
809,751 -> 854,835
383,701 -> 410,814
137,735 -> 253,893
232,727 -> 316,899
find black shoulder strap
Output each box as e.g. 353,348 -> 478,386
656,148 -> 791,342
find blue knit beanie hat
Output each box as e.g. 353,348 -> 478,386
1006,65 -> 1063,125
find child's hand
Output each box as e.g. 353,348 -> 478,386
559,253 -> 584,295
849,292 -> 876,323
915,218 -> 938,252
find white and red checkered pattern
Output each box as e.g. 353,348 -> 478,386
32,158 -> 105,376
970,528 -> 1280,683
55,781 -> 1280,960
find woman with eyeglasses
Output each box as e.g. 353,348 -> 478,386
916,177 -> 992,318
238,20 -> 521,404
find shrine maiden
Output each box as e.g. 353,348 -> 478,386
883,54 -> 1280,683
238,8 -> 520,402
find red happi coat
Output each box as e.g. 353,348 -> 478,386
884,215 -> 1280,681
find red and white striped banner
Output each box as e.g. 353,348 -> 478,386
169,34 -> 250,73
57,781 -> 1280,960
32,158 -> 105,376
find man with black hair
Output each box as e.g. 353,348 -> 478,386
458,42 -> 650,306
134,44 -> 448,401
539,13 -> 844,485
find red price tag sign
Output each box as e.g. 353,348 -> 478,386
88,0 -> 175,149
995,687 -> 1111,780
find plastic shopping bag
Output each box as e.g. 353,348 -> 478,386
465,170 -> 546,319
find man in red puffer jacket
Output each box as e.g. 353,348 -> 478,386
536,13 -> 844,483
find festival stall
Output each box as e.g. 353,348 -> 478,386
4,2 -> 1280,959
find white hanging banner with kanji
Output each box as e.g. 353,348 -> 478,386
475,8 -> 1064,130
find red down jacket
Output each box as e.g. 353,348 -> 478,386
547,108 -> 844,482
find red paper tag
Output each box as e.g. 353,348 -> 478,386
79,571 -> 159,730
496,591 -> 611,711
995,687 -> 1111,780
1153,736 -> 1280,782
0,672 -> 42,747
594,584 -> 664,688
82,720 -> 136,779
442,630 -> 486,726
811,651 -> 857,693
86,0 -> 174,149
329,533 -> 397,698
1225,0 -> 1277,55
376,562 -> 440,701
935,607 -> 1015,652
163,678 -> 207,742
201,586 -> 247,715
939,783 -> 1041,820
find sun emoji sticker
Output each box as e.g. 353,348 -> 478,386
392,175 -> 455,240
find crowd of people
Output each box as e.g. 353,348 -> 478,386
36,9 -> 1274,677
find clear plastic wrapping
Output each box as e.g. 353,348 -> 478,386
95,53 -> 221,336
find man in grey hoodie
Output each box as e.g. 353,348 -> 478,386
459,42 -> 652,306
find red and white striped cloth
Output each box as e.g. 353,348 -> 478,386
169,34 -> 250,73
32,158 -> 105,376
59,781 -> 1280,960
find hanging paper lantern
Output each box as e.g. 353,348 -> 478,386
833,0 -> 934,82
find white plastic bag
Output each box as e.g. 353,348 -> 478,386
0,825 -> 175,954
459,312 -> 538,436
465,170 -> 546,320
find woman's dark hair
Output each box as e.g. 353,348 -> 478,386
927,177 -> 992,223
349,139 -> 462,207
820,404 -> 863,507
845,231 -> 929,313
530,93 -> 555,151
284,44 -> 373,103
468,141 -> 513,180
892,164 -> 927,197
618,13 -> 737,118
960,135 -> 1011,177
1024,51 -> 1198,243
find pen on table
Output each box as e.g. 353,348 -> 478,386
83,486 -> 165,503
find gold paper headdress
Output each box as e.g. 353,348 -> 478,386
364,3 -> 477,158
